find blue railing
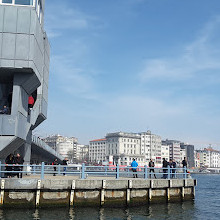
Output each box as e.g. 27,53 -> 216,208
0,162 -> 189,180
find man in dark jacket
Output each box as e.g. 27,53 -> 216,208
171,159 -> 177,178
182,157 -> 187,173
149,159 -> 157,179
162,158 -> 168,179
14,153 -> 24,178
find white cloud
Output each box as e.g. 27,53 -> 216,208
139,16 -> 220,83
45,2 -> 96,38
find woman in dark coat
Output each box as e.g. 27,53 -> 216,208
5,154 -> 15,178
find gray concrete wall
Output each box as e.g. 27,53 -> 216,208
0,2 -> 50,160
0,178 -> 197,208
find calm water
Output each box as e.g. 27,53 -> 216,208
0,174 -> 219,220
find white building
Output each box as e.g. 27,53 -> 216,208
180,148 -> 186,162
89,138 -> 107,164
196,147 -> 220,168
89,131 -> 163,166
44,135 -> 78,160
161,145 -> 169,161
76,144 -> 89,162
140,131 -> 162,165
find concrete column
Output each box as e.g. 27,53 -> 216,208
19,131 -> 32,171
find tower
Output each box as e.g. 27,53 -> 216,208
0,0 -> 50,164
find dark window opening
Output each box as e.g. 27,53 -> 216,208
0,73 -> 13,115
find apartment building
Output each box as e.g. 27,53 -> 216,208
161,145 -> 170,161
89,138 -> 107,163
44,135 -> 78,160
89,131 -> 162,166
162,140 -> 181,163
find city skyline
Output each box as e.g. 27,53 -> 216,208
38,0 -> 220,149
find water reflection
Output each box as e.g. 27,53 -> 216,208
0,201 -> 195,220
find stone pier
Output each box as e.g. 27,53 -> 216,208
0,178 -> 196,208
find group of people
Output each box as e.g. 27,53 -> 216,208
52,158 -> 68,176
162,158 -> 177,179
131,157 -> 187,179
5,153 -> 24,178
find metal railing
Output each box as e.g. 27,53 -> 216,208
0,162 -> 189,180
32,135 -> 64,161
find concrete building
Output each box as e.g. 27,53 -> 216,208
44,135 -> 78,161
180,143 -> 195,168
0,0 -> 50,164
89,138 -> 107,164
162,140 -> 181,163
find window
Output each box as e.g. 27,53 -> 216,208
15,0 -> 33,5
2,0 -> 12,3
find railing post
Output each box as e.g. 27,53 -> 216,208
41,162 -> 45,180
184,166 -> 187,179
58,164 -> 61,175
33,164 -> 36,175
81,163 -> 85,179
105,166 -> 107,176
0,161 -> 2,178
144,165 -> 148,179
116,164 -> 119,179
168,165 -> 170,179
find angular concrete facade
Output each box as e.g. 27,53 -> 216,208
0,0 -> 50,163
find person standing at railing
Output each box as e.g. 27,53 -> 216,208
5,153 -> 15,178
131,158 -> 138,178
162,158 -> 168,179
171,159 -> 177,178
14,153 -> 24,178
52,158 -> 58,176
169,159 -> 173,178
149,159 -> 157,179
182,157 -> 188,175
62,158 -> 68,176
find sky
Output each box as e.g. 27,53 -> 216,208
37,0 -> 220,149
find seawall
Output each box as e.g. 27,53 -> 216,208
0,178 -> 196,208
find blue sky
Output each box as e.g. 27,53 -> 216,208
37,0 -> 220,149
